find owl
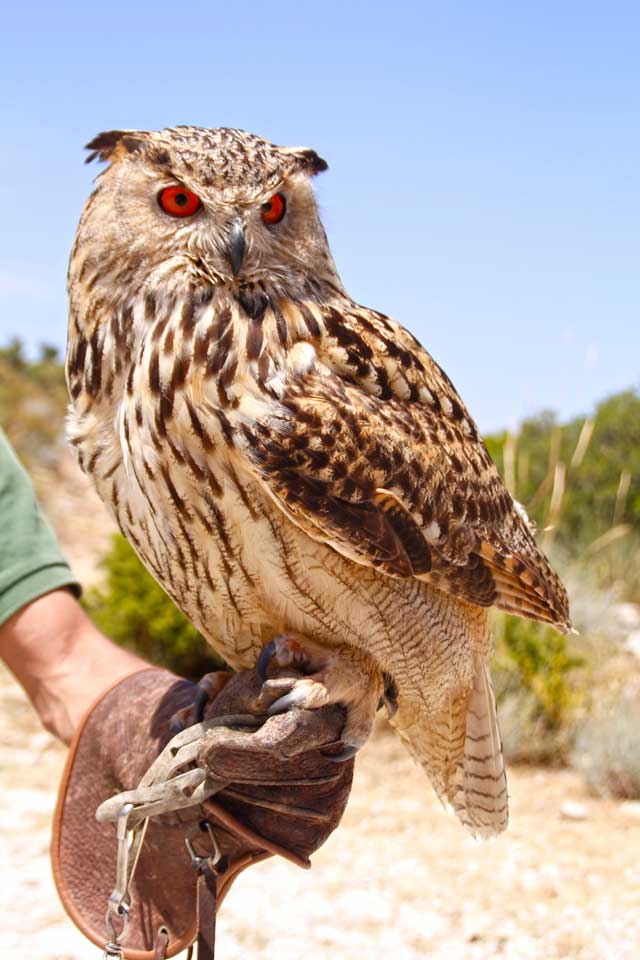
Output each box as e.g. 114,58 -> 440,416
66,126 -> 571,838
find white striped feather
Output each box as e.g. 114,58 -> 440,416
451,654 -> 508,838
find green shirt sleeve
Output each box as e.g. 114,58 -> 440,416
0,430 -> 80,627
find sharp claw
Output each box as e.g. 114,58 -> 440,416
266,687 -> 308,716
257,640 -> 278,681
381,672 -> 398,719
322,744 -> 359,762
384,693 -> 398,719
170,715 -> 186,735
190,685 -> 211,724
170,672 -> 233,733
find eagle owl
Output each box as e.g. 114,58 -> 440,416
66,126 -> 570,838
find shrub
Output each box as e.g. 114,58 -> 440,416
0,339 -> 68,468
492,613 -> 585,763
83,534 -> 223,679
572,689 -> 640,799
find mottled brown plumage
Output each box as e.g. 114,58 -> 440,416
66,126 -> 571,837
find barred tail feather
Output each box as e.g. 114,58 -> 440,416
451,654 -> 508,838
391,654 -> 508,839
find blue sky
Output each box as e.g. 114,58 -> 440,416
1,1 -> 638,433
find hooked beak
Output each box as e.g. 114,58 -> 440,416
226,219 -> 246,277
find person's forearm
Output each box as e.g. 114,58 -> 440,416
0,588 -> 146,744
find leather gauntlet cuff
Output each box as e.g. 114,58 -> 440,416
51,666 -> 353,959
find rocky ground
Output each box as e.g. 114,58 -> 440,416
2,664 -> 640,960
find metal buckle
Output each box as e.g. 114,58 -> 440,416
185,821 -> 227,875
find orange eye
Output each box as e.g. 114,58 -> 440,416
261,192 -> 286,225
159,185 -> 201,218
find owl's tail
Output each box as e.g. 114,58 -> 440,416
390,653 -> 508,839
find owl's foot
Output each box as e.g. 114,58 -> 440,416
256,635 -> 383,761
170,670 -> 234,734
256,634 -> 306,680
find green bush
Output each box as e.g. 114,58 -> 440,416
492,613 -> 585,763
83,534 -> 224,679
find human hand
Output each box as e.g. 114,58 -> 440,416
0,589 -> 145,743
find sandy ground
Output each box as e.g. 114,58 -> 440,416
1,666 -> 640,960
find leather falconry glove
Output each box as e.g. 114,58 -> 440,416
52,664 -> 354,959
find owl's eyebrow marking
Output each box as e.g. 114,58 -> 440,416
156,170 -> 182,186
149,147 -> 172,166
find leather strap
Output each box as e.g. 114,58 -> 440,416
153,928 -> 170,960
196,867 -> 218,960
203,799 -> 310,871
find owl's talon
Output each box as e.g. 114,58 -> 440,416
169,671 -> 235,733
383,693 -> 398,719
256,640 -> 278,681
169,713 -> 187,736
378,689 -> 398,720
266,685 -> 312,716
257,634 -> 308,682
322,744 -> 360,763
256,639 -> 381,761
255,677 -> 296,712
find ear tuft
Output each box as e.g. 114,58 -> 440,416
298,149 -> 329,175
85,130 -> 148,165
85,130 -> 126,164
281,145 -> 329,177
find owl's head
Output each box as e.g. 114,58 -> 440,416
72,126 -> 339,302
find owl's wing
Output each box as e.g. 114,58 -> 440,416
233,299 -> 570,629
